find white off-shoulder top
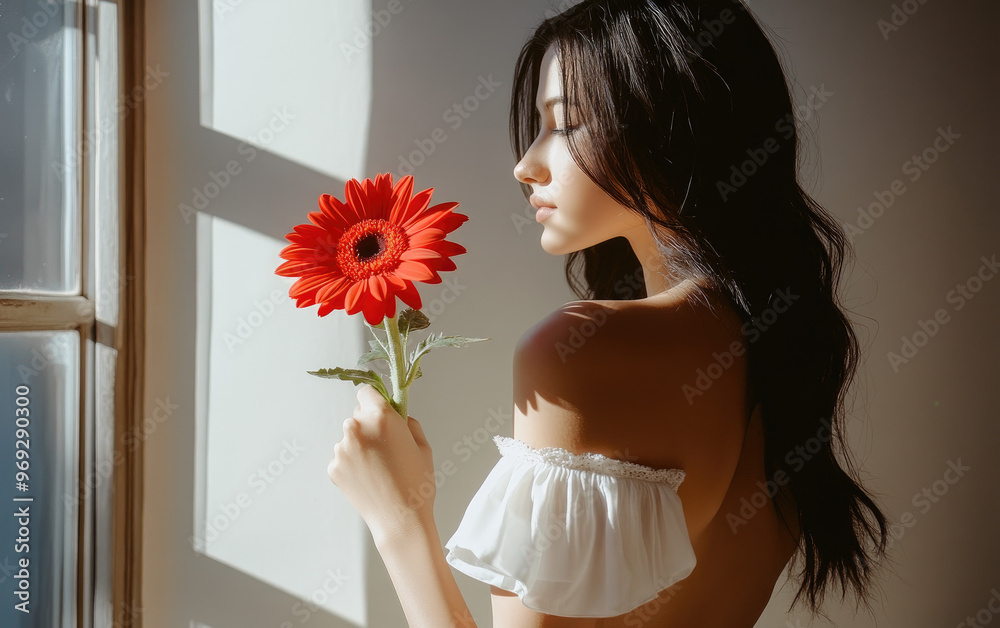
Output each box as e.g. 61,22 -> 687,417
444,434 -> 697,618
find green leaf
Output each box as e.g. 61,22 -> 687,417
307,367 -> 391,400
357,342 -> 389,365
398,309 -> 431,335
398,308 -> 431,349
410,333 -> 491,363
366,333 -> 390,358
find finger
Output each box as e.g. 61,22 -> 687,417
356,384 -> 397,423
342,416 -> 357,436
407,416 -> 430,449
356,383 -> 384,408
343,415 -> 375,444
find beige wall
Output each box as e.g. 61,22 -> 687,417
143,0 -> 999,626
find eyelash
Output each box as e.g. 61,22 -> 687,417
551,126 -> 576,136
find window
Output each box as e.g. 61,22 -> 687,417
0,1 -> 145,626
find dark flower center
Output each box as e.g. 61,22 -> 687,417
337,218 -> 409,281
354,232 -> 385,262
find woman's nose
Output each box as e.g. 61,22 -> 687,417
513,156 -> 548,186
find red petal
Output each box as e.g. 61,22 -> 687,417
385,274 -> 408,291
315,275 -> 352,303
368,275 -> 386,302
426,201 -> 460,214
289,274 -> 333,298
292,223 -> 331,241
406,228 -> 445,249
424,256 -> 457,272
389,176 -> 415,224
400,247 -> 443,261
424,239 -> 467,257
405,209 -> 468,235
362,177 -> 387,220
344,280 -> 367,314
307,211 -> 344,236
276,259 -> 324,277
361,291 -> 387,326
278,244 -> 324,262
383,291 -> 397,320
319,193 -> 361,225
374,173 -> 393,219
345,179 -> 369,218
395,281 -> 422,310
395,260 -> 436,282
317,301 -> 337,317
399,188 -> 434,225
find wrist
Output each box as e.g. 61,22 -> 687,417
371,504 -> 435,550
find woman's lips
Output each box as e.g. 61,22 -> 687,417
530,194 -> 556,222
535,207 -> 555,222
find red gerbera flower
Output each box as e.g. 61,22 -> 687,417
275,173 -> 468,325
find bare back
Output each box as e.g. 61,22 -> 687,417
497,287 -> 801,627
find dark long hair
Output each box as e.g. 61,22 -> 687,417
510,0 -> 890,619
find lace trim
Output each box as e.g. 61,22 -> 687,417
492,435 -> 686,491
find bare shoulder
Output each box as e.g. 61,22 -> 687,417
512,286 -> 752,524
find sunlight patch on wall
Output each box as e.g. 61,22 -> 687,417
197,0 -> 371,180
194,213 -> 368,625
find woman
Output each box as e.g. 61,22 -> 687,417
328,1 -> 891,626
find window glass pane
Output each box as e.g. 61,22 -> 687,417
0,331 -> 79,627
0,1 -> 82,294
93,341 -> 115,626
92,0 -> 121,326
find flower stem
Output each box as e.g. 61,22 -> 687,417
382,313 -> 409,421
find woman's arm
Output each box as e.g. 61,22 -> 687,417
326,385 -> 478,625
373,511 -> 478,628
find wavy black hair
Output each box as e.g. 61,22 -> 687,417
510,0 -> 891,620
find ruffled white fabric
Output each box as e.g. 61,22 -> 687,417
444,435 -> 697,618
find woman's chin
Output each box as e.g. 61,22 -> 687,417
539,235 -> 581,257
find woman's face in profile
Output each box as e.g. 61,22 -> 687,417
513,45 -> 645,256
